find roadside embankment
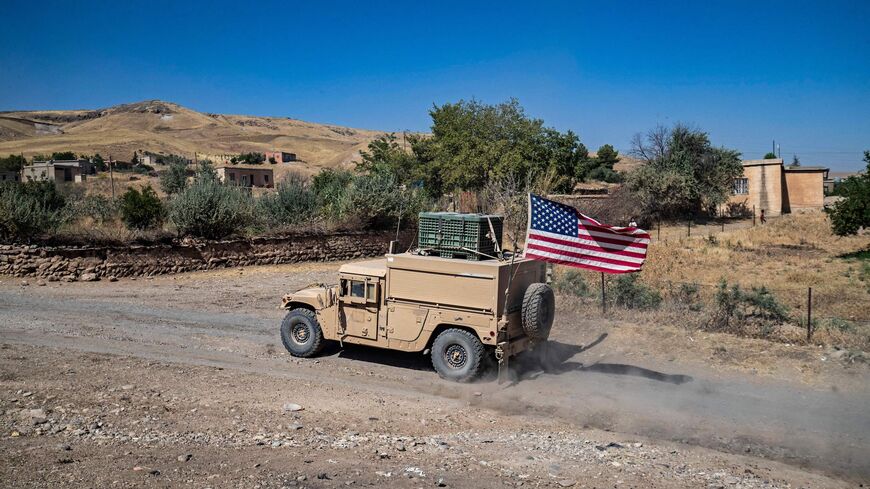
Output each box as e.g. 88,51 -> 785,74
0,229 -> 412,281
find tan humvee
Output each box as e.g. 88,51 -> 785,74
279,252 -> 554,382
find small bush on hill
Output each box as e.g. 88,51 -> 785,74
257,173 -> 317,227
169,171 -> 255,239
553,269 -> 591,296
120,185 -> 164,230
0,181 -> 68,240
612,274 -> 662,310
710,279 -> 790,335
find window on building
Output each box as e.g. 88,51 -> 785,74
229,172 -> 235,181
733,178 -> 749,195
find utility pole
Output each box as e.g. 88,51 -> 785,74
108,155 -> 116,200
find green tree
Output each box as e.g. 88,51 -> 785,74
119,185 -> 164,230
791,154 -> 800,166
131,151 -> 139,165
628,124 -> 742,219
763,152 -> 777,159
160,161 -> 189,195
422,99 -> 589,194
237,152 -> 265,165
51,151 -> 77,161
594,144 -> 620,169
829,150 -> 870,236
0,154 -> 26,173
91,153 -> 106,172
356,133 -> 421,186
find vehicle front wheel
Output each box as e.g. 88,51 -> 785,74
280,308 -> 325,358
431,328 -> 486,382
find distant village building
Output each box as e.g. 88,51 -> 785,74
215,166 -> 274,188
264,151 -> 297,163
725,158 -> 829,217
22,159 -> 95,183
138,154 -> 157,166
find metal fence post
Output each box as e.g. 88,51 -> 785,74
753,205 -> 756,226
657,221 -> 661,241
600,272 -> 606,315
807,287 -> 813,342
687,221 -> 691,237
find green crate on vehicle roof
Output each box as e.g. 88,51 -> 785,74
418,212 -> 503,260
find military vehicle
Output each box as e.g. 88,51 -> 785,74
278,213 -> 554,382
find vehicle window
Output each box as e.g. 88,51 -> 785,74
366,283 -> 376,301
350,280 -> 365,298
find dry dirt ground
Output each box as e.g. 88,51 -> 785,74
0,262 -> 867,488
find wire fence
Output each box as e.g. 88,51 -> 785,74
550,267 -> 870,348
650,213 -> 782,243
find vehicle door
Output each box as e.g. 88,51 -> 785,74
338,275 -> 380,340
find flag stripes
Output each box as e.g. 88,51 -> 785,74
523,194 -> 650,274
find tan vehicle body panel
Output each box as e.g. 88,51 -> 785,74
281,253 -> 546,355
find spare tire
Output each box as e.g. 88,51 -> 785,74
522,283 -> 555,339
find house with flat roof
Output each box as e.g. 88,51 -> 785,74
264,151 -> 297,164
215,166 -> 274,188
22,159 -> 95,183
725,158 -> 828,217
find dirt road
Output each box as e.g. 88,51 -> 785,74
1,263 -> 867,488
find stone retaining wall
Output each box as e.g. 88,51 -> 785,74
0,230 -> 413,282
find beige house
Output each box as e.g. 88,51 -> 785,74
215,166 -> 274,188
726,158 -> 828,217
22,159 -> 95,183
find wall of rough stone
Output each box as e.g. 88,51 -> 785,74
0,230 -> 413,282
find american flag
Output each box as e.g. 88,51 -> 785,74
523,194 -> 650,274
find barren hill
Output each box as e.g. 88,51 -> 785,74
0,100 -> 385,172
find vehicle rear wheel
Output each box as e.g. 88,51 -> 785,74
280,308 -> 325,358
431,328 -> 485,382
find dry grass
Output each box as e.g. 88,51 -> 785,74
643,212 -> 870,319
552,212 -> 870,351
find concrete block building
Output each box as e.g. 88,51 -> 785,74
22,159 -> 95,183
215,166 -> 274,188
726,158 -> 828,217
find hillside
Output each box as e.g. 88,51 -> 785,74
0,100 -> 386,175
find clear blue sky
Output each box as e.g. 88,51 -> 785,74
1,0 -> 868,170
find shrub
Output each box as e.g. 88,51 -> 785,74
119,185 -> 164,230
823,318 -> 855,333
312,168 -> 354,220
160,161 -> 189,195
257,173 -> 317,227
68,194 -> 117,224
0,181 -> 68,240
310,168 -> 425,229
741,286 -> 790,323
612,274 -> 661,310
553,269 -> 591,296
673,282 -> 702,311
169,177 -> 255,239
586,165 -> 623,183
344,170 -> 424,229
710,279 -> 790,335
